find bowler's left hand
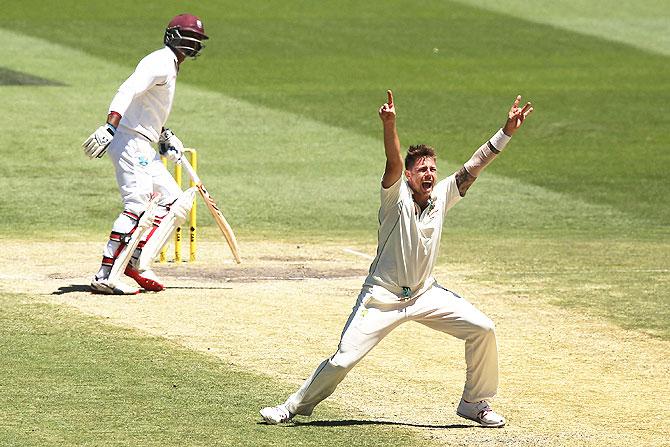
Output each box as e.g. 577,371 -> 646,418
503,95 -> 533,136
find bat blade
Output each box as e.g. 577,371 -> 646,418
197,185 -> 242,264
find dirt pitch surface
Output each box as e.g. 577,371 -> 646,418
3,240 -> 669,446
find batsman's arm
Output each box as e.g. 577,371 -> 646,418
107,111 -> 121,128
108,57 -> 164,118
454,95 -> 533,196
84,57 -> 165,159
379,90 -> 403,188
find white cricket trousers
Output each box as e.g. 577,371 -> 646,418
107,129 -> 181,215
285,283 -> 499,416
97,130 -> 183,269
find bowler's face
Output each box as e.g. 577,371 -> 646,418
405,156 -> 437,200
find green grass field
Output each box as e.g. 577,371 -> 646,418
0,293 -> 424,446
1,0 -> 668,445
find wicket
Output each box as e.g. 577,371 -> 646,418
160,148 -> 198,262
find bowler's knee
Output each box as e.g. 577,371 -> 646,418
471,316 -> 496,339
330,346 -> 362,371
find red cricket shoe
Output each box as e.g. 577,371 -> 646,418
124,265 -> 165,292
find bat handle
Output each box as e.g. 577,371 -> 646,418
180,156 -> 201,185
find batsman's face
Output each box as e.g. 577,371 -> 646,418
406,156 -> 437,200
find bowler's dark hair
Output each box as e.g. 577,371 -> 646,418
405,144 -> 436,170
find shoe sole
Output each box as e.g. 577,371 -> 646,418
124,267 -> 165,292
90,282 -> 140,295
259,409 -> 292,425
456,411 -> 506,428
259,409 -> 280,424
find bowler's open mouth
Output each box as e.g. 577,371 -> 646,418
422,181 -> 433,191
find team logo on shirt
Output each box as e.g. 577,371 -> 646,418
138,155 -> 149,167
426,197 -> 439,219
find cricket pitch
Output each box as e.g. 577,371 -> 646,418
3,239 -> 668,447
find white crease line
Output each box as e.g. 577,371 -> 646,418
343,248 -> 375,260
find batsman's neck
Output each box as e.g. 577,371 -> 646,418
170,47 -> 186,66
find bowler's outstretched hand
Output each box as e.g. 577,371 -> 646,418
379,89 -> 402,188
379,90 -> 396,124
503,95 -> 533,136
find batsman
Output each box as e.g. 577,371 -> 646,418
83,13 -> 209,294
261,90 -> 533,427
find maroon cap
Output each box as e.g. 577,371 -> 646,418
167,14 -> 209,39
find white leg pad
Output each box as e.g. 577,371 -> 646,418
137,187 -> 197,271
108,194 -> 161,286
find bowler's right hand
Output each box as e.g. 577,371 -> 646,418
378,90 -> 396,124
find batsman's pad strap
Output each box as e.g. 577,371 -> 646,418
138,225 -> 159,249
111,223 -> 142,258
101,256 -> 115,267
109,231 -> 125,242
122,210 -> 140,221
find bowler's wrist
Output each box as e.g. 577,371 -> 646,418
489,128 -> 511,153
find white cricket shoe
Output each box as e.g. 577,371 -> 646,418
260,404 -> 294,424
90,276 -> 140,295
456,399 -> 506,427
124,265 -> 165,292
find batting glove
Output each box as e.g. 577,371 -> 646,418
83,123 -> 116,159
159,128 -> 184,164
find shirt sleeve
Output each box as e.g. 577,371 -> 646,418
434,174 -> 462,213
379,176 -> 404,217
108,53 -> 168,116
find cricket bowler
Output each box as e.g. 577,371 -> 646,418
260,90 -> 533,427
83,14 -> 209,294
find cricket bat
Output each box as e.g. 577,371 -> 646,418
180,157 -> 242,264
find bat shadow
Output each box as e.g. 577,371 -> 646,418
52,284 -> 92,295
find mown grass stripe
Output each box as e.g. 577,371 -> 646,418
454,0 -> 670,56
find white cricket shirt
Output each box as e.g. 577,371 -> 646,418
364,174 -> 462,302
108,46 -> 178,143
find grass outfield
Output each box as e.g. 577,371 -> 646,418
0,293 -> 425,446
3,0 -> 669,227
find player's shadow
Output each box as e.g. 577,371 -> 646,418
52,284 -> 91,295
51,284 -> 233,295
263,419 -> 473,429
